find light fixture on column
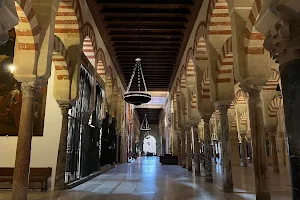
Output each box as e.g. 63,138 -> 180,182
123,3 -> 151,106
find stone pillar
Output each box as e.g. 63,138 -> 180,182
181,132 -> 186,168
193,125 -> 200,176
218,105 -> 233,192
203,114 -> 213,182
116,131 -> 120,163
186,128 -> 192,171
240,134 -> 248,167
247,137 -> 253,163
230,138 -> 240,166
54,103 -> 70,190
11,82 -> 39,200
270,134 -> 279,173
266,126 -> 279,173
212,141 -> 217,164
241,84 -> 270,200
177,133 -> 182,166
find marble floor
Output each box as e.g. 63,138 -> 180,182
0,157 -> 292,200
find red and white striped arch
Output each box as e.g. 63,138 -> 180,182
201,68 -> 210,100
180,66 -> 187,90
244,0 -> 264,55
268,96 -> 283,118
191,90 -> 197,109
55,0 -> 80,35
96,48 -> 107,83
81,23 -> 98,67
14,0 -> 40,54
206,0 -> 231,36
235,90 -> 247,104
185,48 -> 196,86
240,110 -> 248,126
194,22 -> 208,61
263,69 -> 280,91
216,37 -> 233,84
52,36 -> 71,81
230,112 -> 237,127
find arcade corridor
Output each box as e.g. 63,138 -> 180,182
0,157 -> 291,200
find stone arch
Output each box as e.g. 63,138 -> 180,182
206,0 -> 231,38
180,66 -> 188,118
52,35 -> 71,101
206,0 -> 232,103
201,68 -> 210,100
244,0 -> 264,55
235,89 -> 247,104
194,22 -> 208,61
268,96 -> 283,118
263,68 -> 280,91
81,23 -> 98,67
231,112 -> 237,128
216,37 -> 234,100
96,48 -> 107,83
13,1 -> 40,78
185,48 -> 196,86
53,0 -> 81,100
240,110 -> 248,127
105,66 -> 113,113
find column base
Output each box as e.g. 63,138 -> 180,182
205,177 -> 213,182
256,192 -> 271,200
223,185 -> 233,193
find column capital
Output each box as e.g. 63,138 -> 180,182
21,81 -> 40,98
264,5 -> 300,66
239,84 -> 261,98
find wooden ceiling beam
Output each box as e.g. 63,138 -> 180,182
106,24 -> 186,30
109,30 -> 184,37
104,16 -> 188,23
97,0 -> 193,5
100,8 -> 191,15
111,37 -> 182,42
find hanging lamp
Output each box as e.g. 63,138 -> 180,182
123,3 -> 151,106
140,114 -> 151,131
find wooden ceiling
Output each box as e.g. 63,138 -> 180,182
88,0 -> 203,91
136,108 -> 162,124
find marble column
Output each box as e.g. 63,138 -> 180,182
11,82 -> 39,200
265,126 -> 278,172
241,84 -> 270,200
241,134 -> 248,167
230,138 -> 240,166
186,128 -> 192,171
212,141 -> 217,164
54,104 -> 70,190
203,114 -> 213,182
193,125 -> 200,176
116,131 -> 120,163
270,134 -> 279,173
181,132 -> 186,168
177,133 -> 182,166
280,59 -> 300,198
218,105 -> 233,192
247,138 -> 253,163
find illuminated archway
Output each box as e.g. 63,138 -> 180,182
143,135 -> 157,155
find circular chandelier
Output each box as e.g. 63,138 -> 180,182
123,58 -> 151,105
